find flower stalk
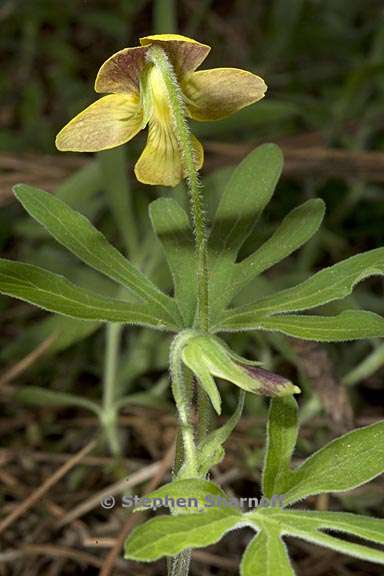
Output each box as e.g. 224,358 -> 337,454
147,45 -> 209,332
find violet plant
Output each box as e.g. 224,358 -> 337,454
1,34 -> 384,575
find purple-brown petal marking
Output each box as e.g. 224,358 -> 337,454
243,366 -> 293,397
95,46 -> 148,94
140,34 -> 211,77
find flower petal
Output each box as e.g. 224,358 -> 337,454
55,94 -> 144,152
182,68 -> 267,121
243,366 -> 300,396
134,120 -> 203,187
94,46 -> 148,94
140,34 -> 210,76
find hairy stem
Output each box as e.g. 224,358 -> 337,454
169,331 -> 198,477
148,45 -> 209,332
168,550 -> 192,576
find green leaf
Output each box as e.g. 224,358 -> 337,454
283,419 -> 384,505
137,479 -> 226,513
221,310 -> 384,341
288,529 -> 384,566
241,530 -> 296,576
262,396 -> 298,498
14,184 -> 181,326
198,391 -> 245,476
208,144 -> 283,316
254,508 -> 384,568
267,510 -> 384,547
124,510 -> 241,562
224,247 -> 384,318
232,199 -> 325,301
14,387 -> 101,416
0,259 -> 177,329
149,198 -> 196,325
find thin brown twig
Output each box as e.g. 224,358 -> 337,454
0,447 -> 144,468
99,440 -> 176,576
205,141 -> 384,183
192,549 -> 238,570
57,461 -> 161,527
0,439 -> 96,536
0,333 -> 57,388
22,544 -> 104,569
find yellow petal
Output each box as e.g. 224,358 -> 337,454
55,94 -> 144,152
94,46 -> 148,94
140,34 -> 210,76
134,120 -> 204,187
182,68 -> 267,121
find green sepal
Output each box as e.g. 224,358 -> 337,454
198,391 -> 245,476
182,334 -> 299,397
182,341 -> 222,414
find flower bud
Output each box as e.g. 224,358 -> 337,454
181,334 -> 300,414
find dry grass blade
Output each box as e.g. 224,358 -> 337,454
0,439 -> 96,536
0,333 -> 57,388
99,440 -> 176,576
22,544 -> 103,569
57,461 -> 161,527
205,141 -> 384,183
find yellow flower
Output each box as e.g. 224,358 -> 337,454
56,34 -> 267,187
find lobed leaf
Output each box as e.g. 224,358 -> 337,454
124,510 -> 241,562
220,310 -> 384,341
255,508 -> 384,567
241,529 -> 296,576
208,144 -> 283,316
282,419 -> 384,505
223,247 -> 384,319
231,198 -> 325,304
14,184 -> 181,326
287,529 -> 384,566
267,510 -> 384,547
0,259 -> 177,330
